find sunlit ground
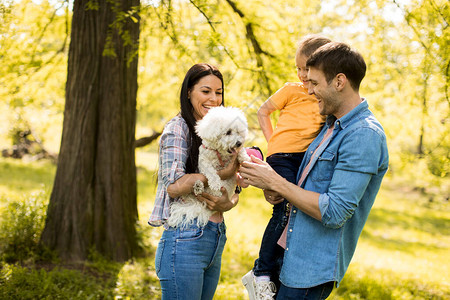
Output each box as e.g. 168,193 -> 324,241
0,150 -> 448,299
134,150 -> 450,299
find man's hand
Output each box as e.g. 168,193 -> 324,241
239,155 -> 283,191
236,172 -> 249,188
240,155 -> 322,221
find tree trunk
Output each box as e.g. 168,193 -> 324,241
41,0 -> 140,262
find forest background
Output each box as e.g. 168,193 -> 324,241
0,0 -> 449,299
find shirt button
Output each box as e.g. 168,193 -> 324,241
293,210 -> 296,213
289,229 -> 292,232
286,247 -> 289,251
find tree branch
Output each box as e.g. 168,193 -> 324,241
429,0 -> 449,26
392,0 -> 449,107
135,131 -> 161,148
188,0 -> 242,69
445,59 -> 450,107
224,0 -> 274,95
152,0 -> 193,60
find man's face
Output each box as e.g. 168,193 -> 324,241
307,67 -> 339,117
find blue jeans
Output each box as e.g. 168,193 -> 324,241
276,281 -> 334,299
155,220 -> 227,300
253,152 -> 304,281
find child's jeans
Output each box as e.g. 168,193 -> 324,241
253,152 -> 305,281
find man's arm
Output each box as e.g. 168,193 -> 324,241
240,156 -> 322,221
241,127 -> 385,226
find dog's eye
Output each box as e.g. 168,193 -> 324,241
226,129 -> 232,135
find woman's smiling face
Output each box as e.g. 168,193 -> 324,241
189,74 -> 223,120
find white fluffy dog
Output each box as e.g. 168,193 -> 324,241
167,106 -> 250,228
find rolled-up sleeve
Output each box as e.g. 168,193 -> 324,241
319,128 -> 384,228
320,170 -> 373,228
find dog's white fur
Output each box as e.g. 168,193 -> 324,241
167,106 -> 250,228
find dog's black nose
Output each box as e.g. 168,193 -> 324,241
235,141 -> 242,148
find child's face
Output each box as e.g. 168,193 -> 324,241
296,54 -> 309,86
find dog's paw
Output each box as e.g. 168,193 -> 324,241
207,177 -> 223,193
239,148 -> 251,163
193,180 -> 204,196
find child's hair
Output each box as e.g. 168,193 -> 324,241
296,34 -> 332,58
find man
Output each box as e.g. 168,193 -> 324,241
240,42 -> 389,299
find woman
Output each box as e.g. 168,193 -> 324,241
148,63 -> 241,300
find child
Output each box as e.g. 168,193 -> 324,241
242,34 -> 331,300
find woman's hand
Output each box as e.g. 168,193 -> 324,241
167,173 -> 207,198
197,187 -> 238,212
216,151 -> 239,180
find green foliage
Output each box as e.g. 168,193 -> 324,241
0,263 -> 115,299
0,190 -> 48,263
134,0 -> 449,185
0,158 -> 55,199
426,129 -> 450,177
114,258 -> 161,299
0,258 -> 160,300
0,157 -> 449,299
137,0 -> 316,130
402,0 -> 449,84
103,0 -> 140,65
332,268 -> 447,300
85,0 -> 100,11
0,0 -> 67,152
86,249 -> 123,275
0,0 -> 448,297
1,0 -> 449,180
0,158 -> 56,262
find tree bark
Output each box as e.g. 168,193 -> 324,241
41,0 -> 140,262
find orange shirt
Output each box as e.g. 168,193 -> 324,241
267,82 -> 325,157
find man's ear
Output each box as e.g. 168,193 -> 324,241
335,73 -> 347,91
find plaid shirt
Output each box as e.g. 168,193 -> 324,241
148,115 -> 190,227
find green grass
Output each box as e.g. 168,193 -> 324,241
0,158 -> 55,198
0,154 -> 449,299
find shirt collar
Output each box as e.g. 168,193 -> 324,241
325,98 -> 368,130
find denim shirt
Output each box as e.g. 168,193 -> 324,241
280,100 -> 389,288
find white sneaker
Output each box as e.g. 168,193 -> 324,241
242,270 -> 276,300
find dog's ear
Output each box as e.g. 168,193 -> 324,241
195,106 -> 223,140
195,117 -> 215,140
195,118 -> 206,139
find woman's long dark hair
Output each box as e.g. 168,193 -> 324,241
180,63 -> 224,173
